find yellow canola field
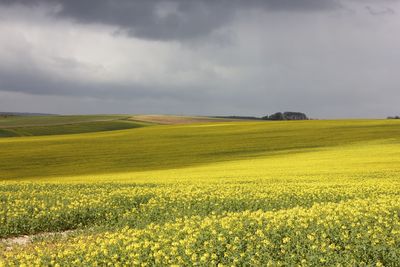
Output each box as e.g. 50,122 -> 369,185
1,120 -> 400,265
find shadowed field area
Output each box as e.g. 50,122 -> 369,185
0,115 -> 151,137
0,115 -> 127,127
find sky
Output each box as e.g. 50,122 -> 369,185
0,0 -> 399,118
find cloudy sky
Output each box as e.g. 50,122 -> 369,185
0,0 -> 399,118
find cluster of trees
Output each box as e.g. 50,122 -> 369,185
216,112 -> 309,121
262,112 -> 308,121
387,116 -> 400,119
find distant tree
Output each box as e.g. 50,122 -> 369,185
263,111 -> 308,121
268,112 -> 285,120
283,112 -> 308,120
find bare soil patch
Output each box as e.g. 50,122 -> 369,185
1,230 -> 73,250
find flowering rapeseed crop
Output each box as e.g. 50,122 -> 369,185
1,120 -> 400,265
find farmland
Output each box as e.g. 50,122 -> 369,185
1,118 -> 400,265
0,115 -> 151,137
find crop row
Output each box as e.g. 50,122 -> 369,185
1,181 -> 399,238
2,197 -> 399,266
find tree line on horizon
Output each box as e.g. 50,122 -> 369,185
216,112 -> 309,121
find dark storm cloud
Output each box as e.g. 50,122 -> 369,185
0,0 -> 342,40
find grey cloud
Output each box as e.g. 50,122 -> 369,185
0,0 -> 342,41
0,60 -> 212,102
366,6 -> 395,15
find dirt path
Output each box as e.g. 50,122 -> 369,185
1,230 -> 74,250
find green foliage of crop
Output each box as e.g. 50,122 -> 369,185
0,120 -> 148,137
0,120 -> 400,180
0,115 -> 150,137
0,115 -> 126,128
1,119 -> 400,265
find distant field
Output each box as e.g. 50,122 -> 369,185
0,115 -> 151,137
1,119 -> 400,265
0,114 -> 233,137
0,115 -> 127,127
129,114 -> 245,124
